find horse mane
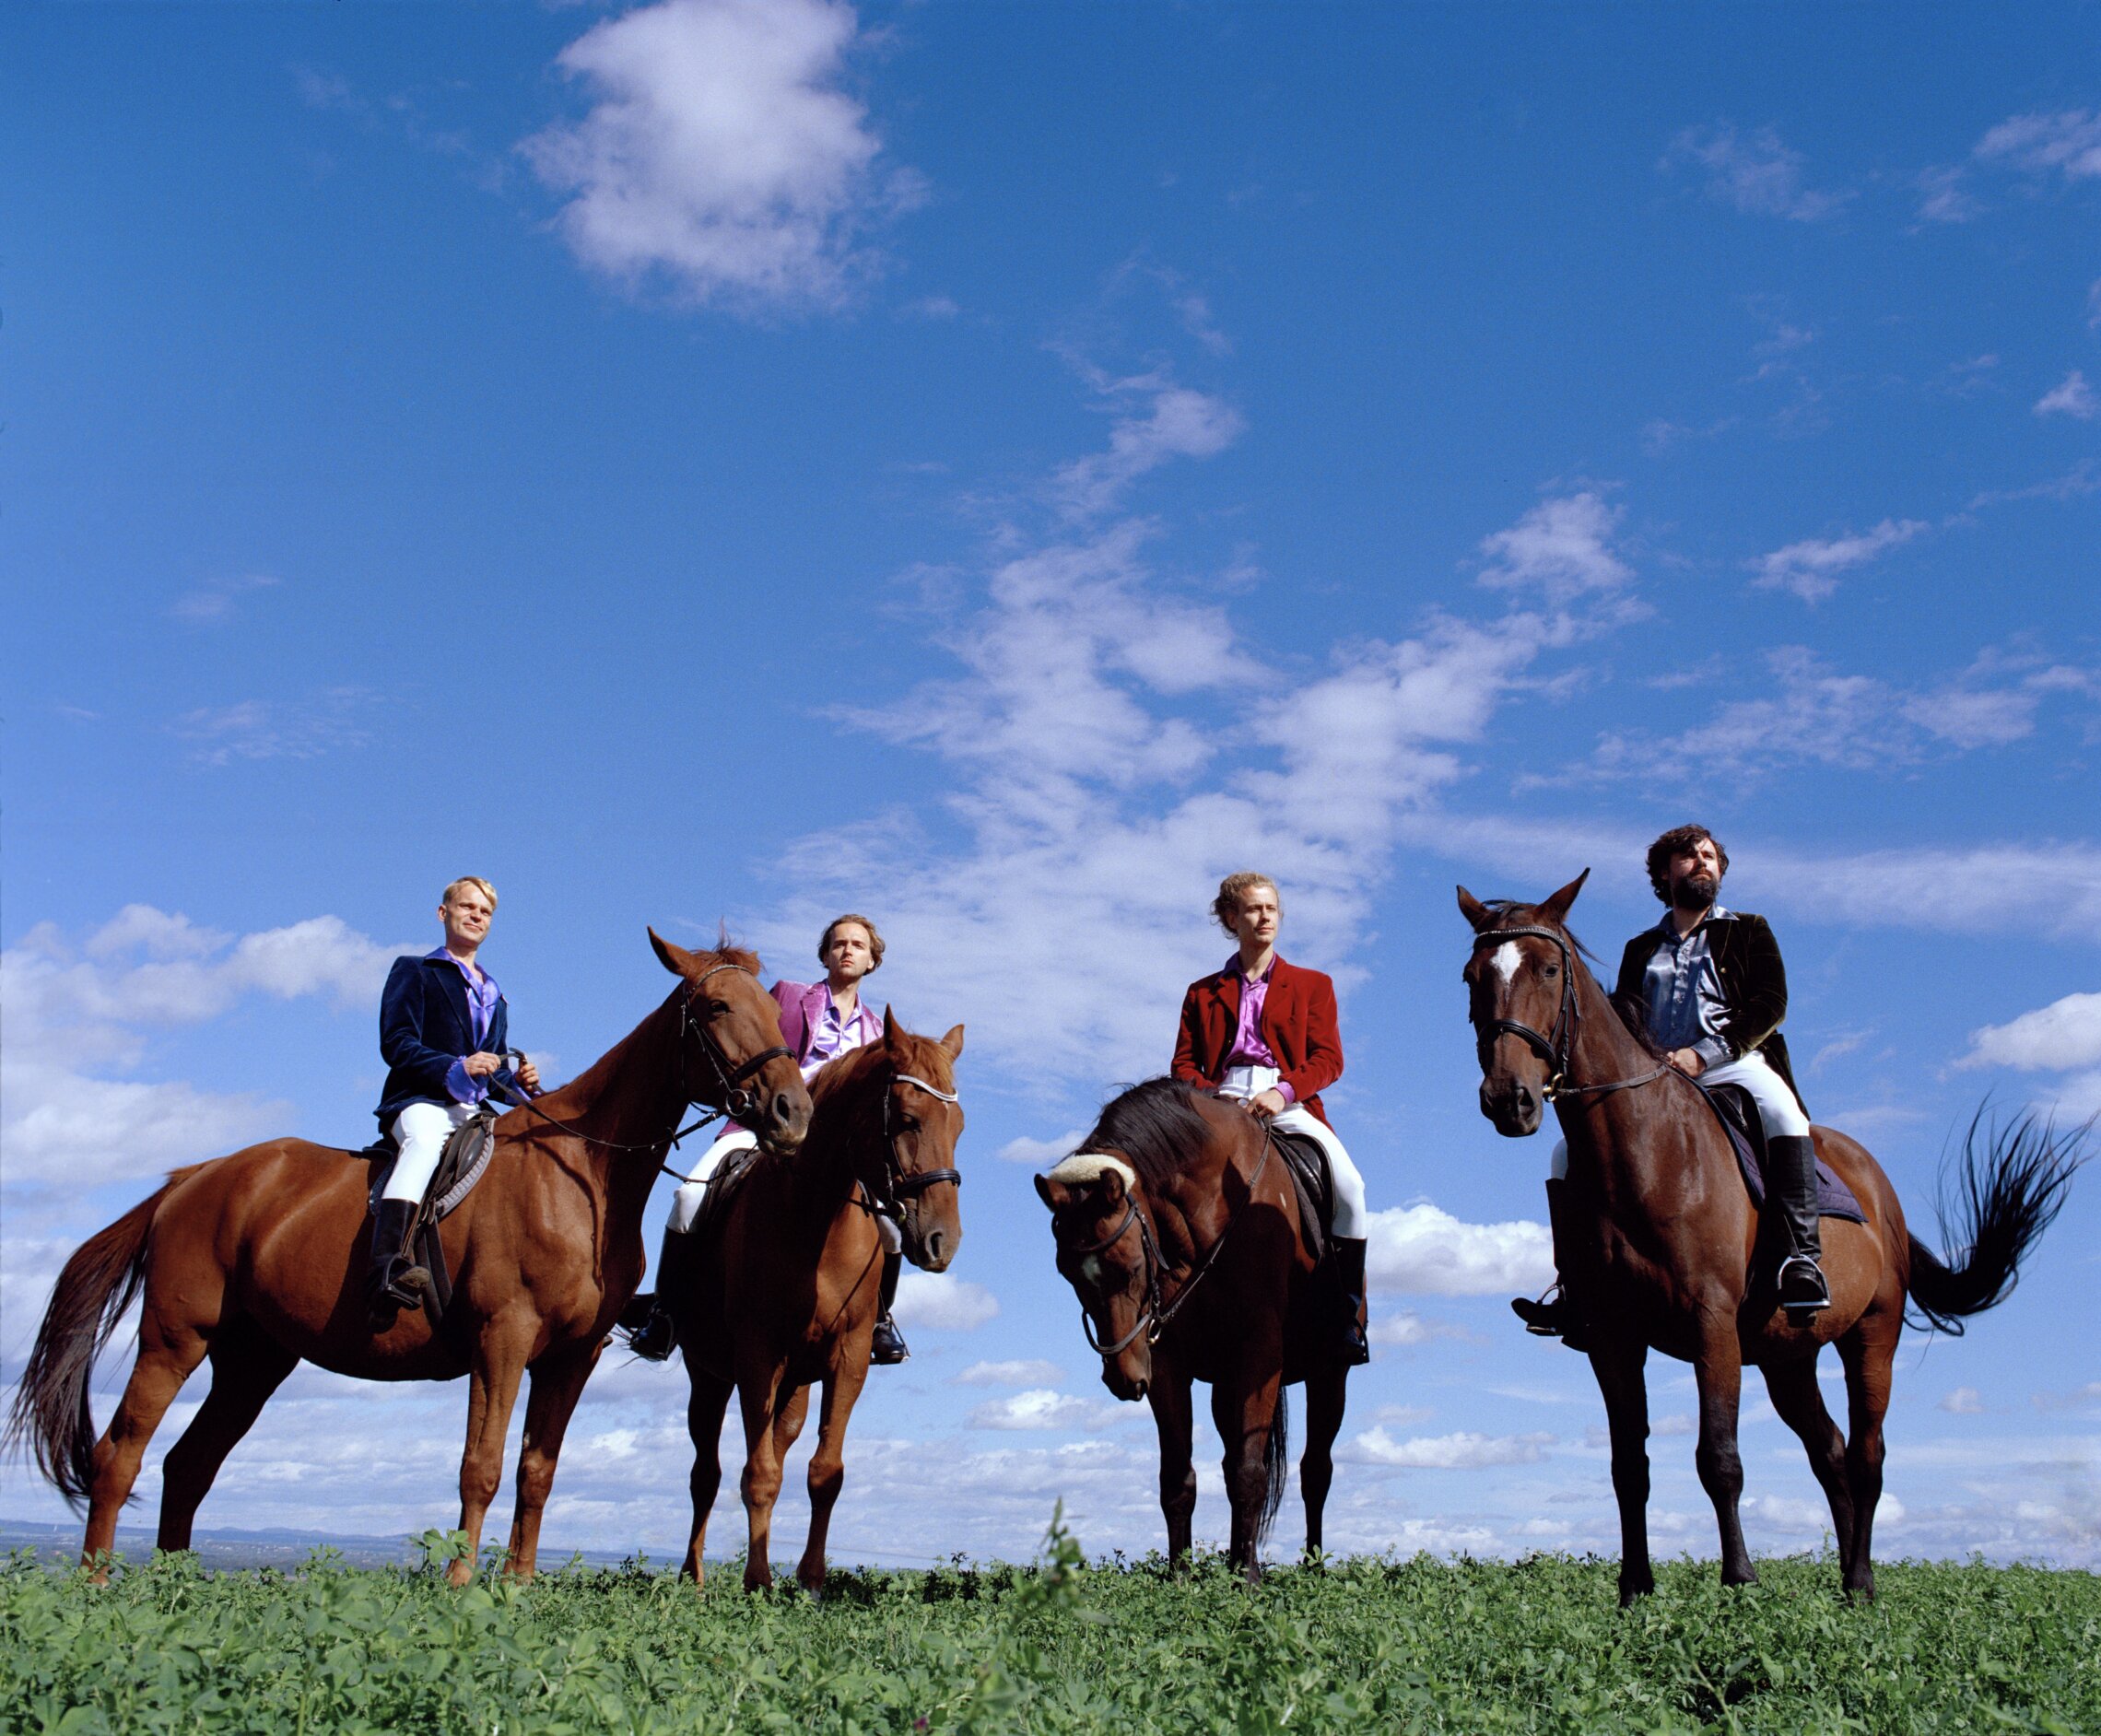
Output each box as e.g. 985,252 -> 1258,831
1075,1077 -> 1217,1194
698,942 -> 763,977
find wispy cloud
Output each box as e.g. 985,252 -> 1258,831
170,574 -> 279,624
2035,370 -> 2097,421
1475,492 -> 1634,605
170,689 -> 378,766
953,1359 -> 1066,1389
893,1271 -> 999,1330
1748,517 -> 1930,604
1664,123 -> 1849,221
1975,109 -> 2101,184
1342,1428 -> 1555,1469
1052,379 -> 1244,520
967,1389 -> 1122,1432
522,0 -> 922,314
1914,164 -> 1982,224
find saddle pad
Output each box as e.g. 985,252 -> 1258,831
364,1111 -> 499,1225
1268,1128 -> 1332,1265
1702,1085 -> 1864,1225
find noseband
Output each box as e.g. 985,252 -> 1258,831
1469,924 -> 1667,1101
682,961 -> 794,1123
866,1071 -> 963,1221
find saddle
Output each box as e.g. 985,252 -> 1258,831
686,1141 -> 767,1251
360,1109 -> 503,1328
1700,1083 -> 1864,1226
1268,1127 -> 1334,1266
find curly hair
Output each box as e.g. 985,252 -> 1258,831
1212,872 -> 1281,934
1644,826 -> 1729,903
819,913 -> 885,970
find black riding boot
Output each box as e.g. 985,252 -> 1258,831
622,1226 -> 693,1362
1509,1178 -> 1590,1352
1332,1236 -> 1370,1366
869,1250 -> 910,1366
367,1199 -> 429,1331
1769,1135 -> 1830,1312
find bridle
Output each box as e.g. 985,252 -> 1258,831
1469,923 -> 1668,1102
863,1070 -> 963,1223
1062,1132 -> 1275,1358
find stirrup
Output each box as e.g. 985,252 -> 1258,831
1778,1255 -> 1830,1311
869,1314 -> 910,1366
1510,1285 -> 1566,1337
625,1303 -> 678,1363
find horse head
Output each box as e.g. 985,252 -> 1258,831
867,1008 -> 967,1272
1457,870 -> 1589,1138
1035,1152 -> 1156,1402
649,930 -> 812,1156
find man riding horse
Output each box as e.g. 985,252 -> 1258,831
627,913 -> 913,1365
1172,872 -> 1370,1364
1513,824 -> 1826,1346
370,875 -> 541,1327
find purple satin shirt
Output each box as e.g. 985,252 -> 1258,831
427,945 -> 501,1105
1223,953 -> 1297,1104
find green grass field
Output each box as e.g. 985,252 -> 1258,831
4,1521 -> 2095,1733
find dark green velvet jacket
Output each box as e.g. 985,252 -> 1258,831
1612,910 -> 1807,1118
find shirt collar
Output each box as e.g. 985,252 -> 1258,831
1226,952 -> 1276,983
1656,904 -> 1731,939
426,944 -> 495,992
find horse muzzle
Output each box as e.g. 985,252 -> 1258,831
1479,1075 -> 1544,1137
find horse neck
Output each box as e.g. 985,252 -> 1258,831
1155,1108 -> 1250,1261
534,993 -> 691,1211
789,1057 -> 880,1232
1555,953 -> 1710,1200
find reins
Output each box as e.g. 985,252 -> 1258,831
1068,1122 -> 1276,1357
1470,923 -> 1670,1101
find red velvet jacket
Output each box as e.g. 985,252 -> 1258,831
1171,956 -> 1344,1129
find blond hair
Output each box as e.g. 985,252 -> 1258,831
819,913 -> 884,970
441,876 -> 499,911
1212,873 -> 1280,934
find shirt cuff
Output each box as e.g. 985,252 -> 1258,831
445,1058 -> 489,1105
1274,1080 -> 1297,1105
1691,1037 -> 1731,1071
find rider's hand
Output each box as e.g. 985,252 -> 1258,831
1667,1048 -> 1706,1077
1246,1088 -> 1289,1120
515,1057 -> 542,1094
462,1051 -> 503,1079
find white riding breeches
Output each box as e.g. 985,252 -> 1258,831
1216,1064 -> 1368,1238
385,1100 -> 479,1205
1546,1048 -> 1810,1179
665,1126 -> 901,1252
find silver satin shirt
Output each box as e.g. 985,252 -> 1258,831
1640,907 -> 1735,1069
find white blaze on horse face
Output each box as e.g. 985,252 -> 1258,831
1490,942 -> 1521,985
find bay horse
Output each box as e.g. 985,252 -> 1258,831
1035,1078 -> 1357,1581
666,1011 -> 965,1591
1459,872 -> 2085,1602
6,933 -> 812,1583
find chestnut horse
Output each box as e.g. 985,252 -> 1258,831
1459,873 -> 2084,1602
1036,1078 -> 1357,1581
667,1012 -> 965,1591
7,934 -> 812,1583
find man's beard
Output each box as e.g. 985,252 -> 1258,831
1672,872 -> 1720,911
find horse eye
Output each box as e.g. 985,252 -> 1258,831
1542,966 -> 1559,979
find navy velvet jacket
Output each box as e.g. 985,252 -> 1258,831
374,954 -> 516,1129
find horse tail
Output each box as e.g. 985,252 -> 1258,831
1905,1108 -> 2088,1336
3,1175 -> 184,1509
1255,1387 -> 1291,1545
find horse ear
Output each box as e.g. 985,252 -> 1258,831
882,1003 -> 901,1048
1457,886 -> 1493,931
650,928 -> 695,977
1097,1166 -> 1127,1206
939,1023 -> 966,1061
1538,868 -> 1591,925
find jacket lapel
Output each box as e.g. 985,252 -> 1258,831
428,956 -> 473,1046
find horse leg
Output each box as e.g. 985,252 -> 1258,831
1692,1319 -> 1755,1588
1300,1366 -> 1347,1562
1837,1314 -> 1897,1601
1212,1372 -> 1280,1585
1587,1332 -> 1654,1604
1151,1363 -> 1197,1570
681,1366 -> 734,1585
82,1320 -> 209,1575
500,1339 -> 604,1583
155,1320 -> 299,1554
796,1366 -> 867,1594
451,1323 -> 532,1588
1760,1354 -> 1855,1584
736,1366 -> 792,1591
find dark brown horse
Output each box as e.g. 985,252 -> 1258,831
1459,873 -> 2084,1602
667,1012 -> 965,1591
6,934 -> 812,1583
1035,1078 -> 1357,1581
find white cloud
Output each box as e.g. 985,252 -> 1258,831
953,1359 -> 1066,1388
995,1129 -> 1088,1167
170,574 -> 279,624
171,690 -> 378,765
1975,110 -> 2101,183
2033,1382 -> 2101,1413
967,1389 -> 1121,1432
1959,993 -> 2101,1073
522,0 -> 920,312
1052,381 -> 1244,520
1342,1427 -> 1555,1469
1914,165 -> 1980,224
1941,1387 -> 1986,1415
1664,123 -> 1849,221
1476,492 -> 1633,604
2035,370 -> 2098,421
1367,1310 -> 1479,1349
1748,518 -> 1929,604
1366,1202 -> 1553,1297
891,1271 -> 999,1330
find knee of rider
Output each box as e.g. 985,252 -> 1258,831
876,1215 -> 903,1255
1548,1139 -> 1569,1181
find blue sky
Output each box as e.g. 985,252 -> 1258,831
4,2 -> 2097,1570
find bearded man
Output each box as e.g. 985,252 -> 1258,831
1513,824 -> 1826,1345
